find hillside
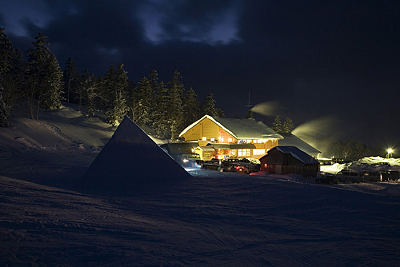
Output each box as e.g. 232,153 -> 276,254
0,103 -> 116,188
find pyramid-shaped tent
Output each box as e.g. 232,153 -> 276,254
80,117 -> 191,193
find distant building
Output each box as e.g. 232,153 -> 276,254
259,146 -> 320,177
179,115 -> 283,160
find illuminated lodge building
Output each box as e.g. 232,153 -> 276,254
178,115 -> 283,160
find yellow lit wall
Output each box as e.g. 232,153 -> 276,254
181,117 -> 234,142
218,127 -> 236,143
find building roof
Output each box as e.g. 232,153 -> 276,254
278,133 -> 321,155
179,115 -> 283,140
261,146 -> 319,164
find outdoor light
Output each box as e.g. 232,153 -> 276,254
387,148 -> 394,158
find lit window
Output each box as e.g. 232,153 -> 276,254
210,138 -> 215,141
238,149 -> 250,157
253,149 -> 265,155
228,137 -> 233,143
221,137 -> 224,142
202,137 -> 206,141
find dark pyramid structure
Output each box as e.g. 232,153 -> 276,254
80,117 -> 191,194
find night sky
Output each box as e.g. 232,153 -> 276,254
1,0 -> 399,148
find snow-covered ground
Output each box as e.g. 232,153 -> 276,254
1,104 -> 400,266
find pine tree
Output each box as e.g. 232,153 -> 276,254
80,69 -> 100,117
0,28 -> 13,75
26,33 -> 57,119
0,86 -> 10,126
126,80 -> 138,121
146,69 -> 159,117
201,92 -> 218,116
101,64 -> 115,110
167,70 -> 184,140
2,49 -> 26,106
74,71 -> 86,111
63,57 -> 80,103
272,115 -> 283,133
148,69 -> 160,96
132,77 -> 153,128
104,63 -> 128,126
105,89 -> 128,126
40,53 -> 63,110
0,28 -> 15,126
182,87 -> 201,126
215,108 -> 225,117
282,117 -> 294,133
169,70 -> 185,96
342,140 -> 355,160
152,81 -> 170,138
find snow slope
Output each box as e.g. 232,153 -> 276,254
1,172 -> 400,266
1,103 -> 400,266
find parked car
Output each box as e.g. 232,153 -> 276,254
201,158 -> 221,171
204,158 -> 220,165
170,153 -> 201,168
315,175 -> 338,184
220,158 -> 260,174
380,170 -> 400,182
361,171 -> 380,182
336,170 -> 362,183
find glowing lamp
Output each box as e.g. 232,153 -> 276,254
387,148 -> 394,158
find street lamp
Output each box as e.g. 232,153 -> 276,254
387,148 -> 394,158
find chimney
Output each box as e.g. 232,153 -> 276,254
246,109 -> 254,119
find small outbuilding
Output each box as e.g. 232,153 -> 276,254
260,146 -> 320,177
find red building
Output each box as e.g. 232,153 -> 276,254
260,146 -> 320,178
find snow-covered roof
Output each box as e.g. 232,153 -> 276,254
196,146 -> 215,151
278,133 -> 321,156
262,146 -> 320,165
179,115 -> 283,140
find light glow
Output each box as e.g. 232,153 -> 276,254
253,149 -> 265,155
387,148 -> 394,158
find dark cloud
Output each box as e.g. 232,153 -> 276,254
1,0 -> 400,146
